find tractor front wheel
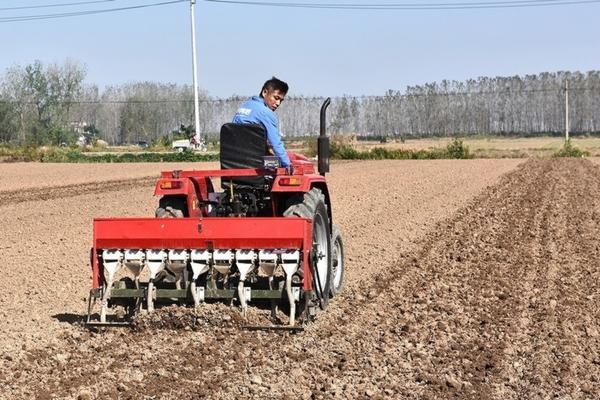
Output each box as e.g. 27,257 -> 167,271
330,225 -> 344,297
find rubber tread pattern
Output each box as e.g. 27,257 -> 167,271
283,188 -> 331,308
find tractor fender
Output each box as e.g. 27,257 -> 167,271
154,178 -> 189,197
154,177 -> 212,217
272,175 -> 333,230
271,174 -> 326,193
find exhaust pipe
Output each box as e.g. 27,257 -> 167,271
318,97 -> 331,176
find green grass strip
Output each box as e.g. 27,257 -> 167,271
330,139 -> 472,160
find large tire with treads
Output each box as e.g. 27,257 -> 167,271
330,224 -> 344,297
283,188 -> 332,310
155,196 -> 187,218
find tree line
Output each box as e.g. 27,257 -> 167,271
1,60 -> 599,146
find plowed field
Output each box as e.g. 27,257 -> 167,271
2,158 -> 599,399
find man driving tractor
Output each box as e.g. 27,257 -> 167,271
232,77 -> 291,168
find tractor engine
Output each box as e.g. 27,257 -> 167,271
210,188 -> 272,217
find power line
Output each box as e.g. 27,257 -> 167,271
204,0 -> 600,9
0,1 -> 120,12
0,0 -> 596,23
0,0 -> 187,22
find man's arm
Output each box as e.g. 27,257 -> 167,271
262,111 -> 291,167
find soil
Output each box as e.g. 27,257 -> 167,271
0,162 -> 217,190
5,158 -> 598,399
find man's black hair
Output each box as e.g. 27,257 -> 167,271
260,77 -> 289,97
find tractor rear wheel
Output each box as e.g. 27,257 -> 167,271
283,188 -> 332,311
330,224 -> 344,297
155,195 -> 187,218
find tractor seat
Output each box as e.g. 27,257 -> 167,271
220,123 -> 271,190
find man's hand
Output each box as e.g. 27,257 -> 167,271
285,165 -> 294,175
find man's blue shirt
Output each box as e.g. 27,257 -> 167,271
232,95 -> 291,167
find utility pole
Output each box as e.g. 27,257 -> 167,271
190,0 -> 203,150
565,79 -> 569,142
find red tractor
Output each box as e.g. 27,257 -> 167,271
87,98 -> 344,329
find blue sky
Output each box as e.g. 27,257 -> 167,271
0,0 -> 598,98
